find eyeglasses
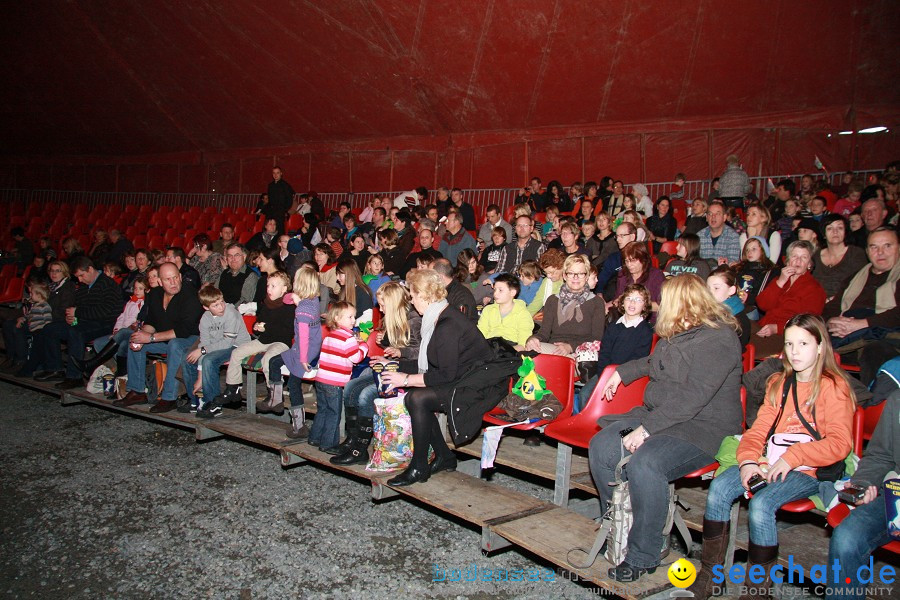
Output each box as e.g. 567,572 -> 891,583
615,233 -> 634,239
565,272 -> 587,278
623,296 -> 644,303
49,268 -> 63,273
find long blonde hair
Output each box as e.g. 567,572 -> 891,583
376,282 -> 412,348
655,274 -> 737,339
767,314 -> 855,410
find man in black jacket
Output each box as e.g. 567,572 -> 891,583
266,166 -> 295,233
38,256 -> 122,389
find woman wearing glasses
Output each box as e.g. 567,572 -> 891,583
614,242 -> 665,315
524,254 -> 606,356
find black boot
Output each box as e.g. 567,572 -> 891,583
115,356 -> 127,376
325,408 -> 359,455
331,417 -> 373,465
216,384 -> 243,408
738,543 -> 778,600
75,340 -> 119,378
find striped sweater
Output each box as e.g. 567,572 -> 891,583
314,327 -> 368,386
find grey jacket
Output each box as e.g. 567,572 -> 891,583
718,164 -> 752,198
599,322 -> 743,457
852,390 -> 900,487
198,304 -> 251,352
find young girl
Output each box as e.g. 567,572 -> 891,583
309,301 -> 368,451
262,267 -> 324,435
621,210 -> 649,242
336,258 -> 374,320
331,282 -> 421,465
734,237 -> 775,320
1,280 -> 52,371
689,314 -> 855,600
77,276 -> 148,377
217,271 -> 294,408
577,284 -> 654,408
706,265 -> 751,350
363,254 -> 390,301
664,233 -> 711,280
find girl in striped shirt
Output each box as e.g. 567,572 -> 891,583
308,301 -> 368,451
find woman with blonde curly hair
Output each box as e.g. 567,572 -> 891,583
589,274 -> 743,583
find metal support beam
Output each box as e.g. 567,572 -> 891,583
481,526 -> 511,553
60,392 -> 82,406
279,448 -> 307,467
245,370 -> 257,414
456,458 -> 481,478
195,425 -> 224,441
552,443 -> 573,506
371,481 -> 399,500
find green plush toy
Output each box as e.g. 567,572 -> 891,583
511,356 -> 549,402
357,321 -> 374,341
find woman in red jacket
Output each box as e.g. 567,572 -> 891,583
754,240 -> 825,358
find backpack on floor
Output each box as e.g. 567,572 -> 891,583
566,442 -> 691,568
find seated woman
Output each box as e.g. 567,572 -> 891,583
664,233 -> 711,280
706,265 -> 751,350
378,269 -> 506,487
524,254 -> 606,356
526,249 -> 565,318
455,248 -> 492,306
589,274 -> 744,582
477,273 -> 532,348
739,204 -> 782,263
690,314 -> 854,600
734,236 -> 775,321
645,196 -> 677,255
811,214 -> 867,302
331,281 -> 421,465
312,242 -> 338,296
187,233 -> 224,286
377,229 -> 406,278
614,241 -> 665,312
335,258 -> 373,320
592,213 -> 618,268
754,240 -> 826,358
16,260 -> 76,378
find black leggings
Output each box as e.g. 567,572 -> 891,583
404,387 -> 454,470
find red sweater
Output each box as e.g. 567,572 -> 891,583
756,272 -> 826,333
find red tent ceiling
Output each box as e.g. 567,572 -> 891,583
1,0 -> 897,158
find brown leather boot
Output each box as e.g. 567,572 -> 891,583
738,543 -> 779,600
687,518 -> 731,599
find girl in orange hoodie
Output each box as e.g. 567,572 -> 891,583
688,314 -> 855,600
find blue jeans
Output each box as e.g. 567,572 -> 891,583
309,382 -> 342,448
181,347 -> 231,404
287,375 -> 304,408
343,368 -> 379,418
93,328 -> 133,359
126,336 -> 197,401
705,466 -> 820,546
588,419 -> 714,568
826,495 -> 893,600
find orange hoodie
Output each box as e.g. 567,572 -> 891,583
737,375 -> 854,478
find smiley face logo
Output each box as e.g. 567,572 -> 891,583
667,558 -> 696,588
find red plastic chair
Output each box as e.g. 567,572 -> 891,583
544,365 -> 649,449
659,240 -> 680,256
0,264 -> 16,281
742,344 -> 756,373
242,315 -> 256,335
0,277 -> 25,304
827,503 -> 900,554
861,403 -> 884,441
483,354 -> 577,430
779,407 -> 864,513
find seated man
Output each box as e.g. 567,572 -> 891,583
216,242 -> 259,307
401,225 -> 442,278
698,201 -> 741,265
115,262 -> 203,413
824,228 -> 899,379
165,246 -> 201,291
39,256 -> 122,389
477,204 -> 513,244
827,390 -> 900,600
10,227 -> 34,274
437,211 -> 477,265
211,223 -> 236,255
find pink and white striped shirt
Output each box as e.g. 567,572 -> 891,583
314,327 -> 368,386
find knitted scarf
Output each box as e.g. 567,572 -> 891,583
417,300 -> 448,374
557,284 -> 594,324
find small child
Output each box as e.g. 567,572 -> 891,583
103,262 -> 123,284
1,280 -> 52,370
309,301 -> 368,451
477,274 -> 532,348
833,182 -> 863,217
578,284 -> 654,409
542,205 -> 561,239
516,260 -> 543,306
775,198 -> 800,240
363,254 -> 390,299
214,271 -> 294,410
182,285 -> 251,415
262,268 -> 324,437
325,226 -> 344,260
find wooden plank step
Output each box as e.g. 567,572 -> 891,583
200,413 -> 301,449
279,441 -> 393,480
449,432 -> 593,485
490,506 -> 686,599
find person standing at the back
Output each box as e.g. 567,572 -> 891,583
266,166 -> 295,234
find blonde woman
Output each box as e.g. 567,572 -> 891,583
589,274 -> 743,583
739,204 -> 782,262
331,282 -> 422,465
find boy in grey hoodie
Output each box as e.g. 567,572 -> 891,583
179,285 -> 251,413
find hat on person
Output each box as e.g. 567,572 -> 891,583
287,237 -> 304,254
797,218 -> 821,236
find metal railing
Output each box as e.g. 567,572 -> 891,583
0,169 -> 882,219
